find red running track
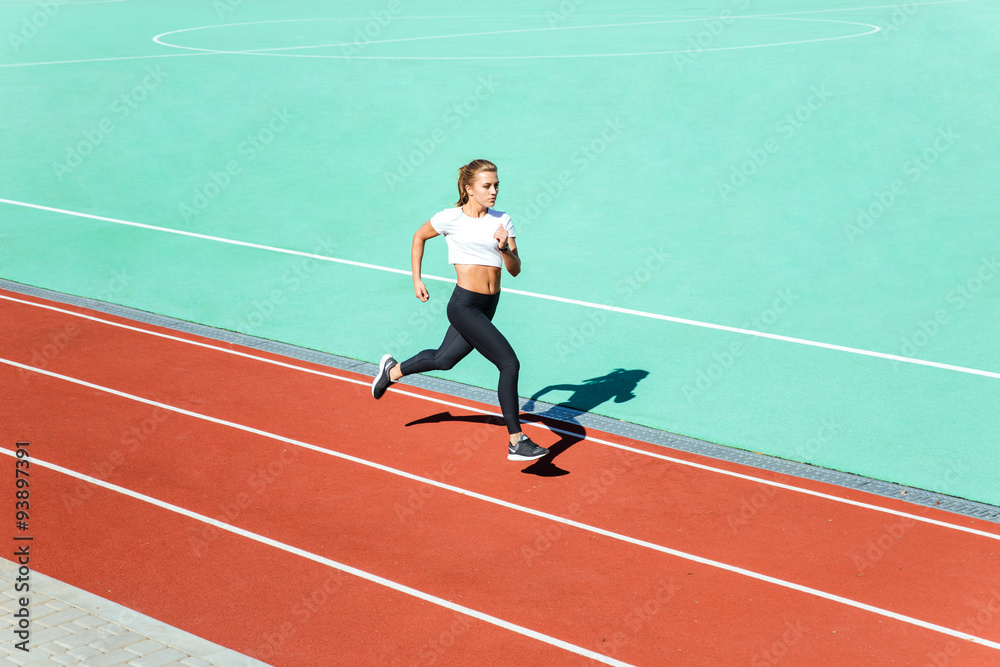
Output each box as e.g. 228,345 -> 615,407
2,289 -> 999,666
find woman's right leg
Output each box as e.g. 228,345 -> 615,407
395,325 -> 474,377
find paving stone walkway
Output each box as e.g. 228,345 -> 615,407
1,558 -> 271,666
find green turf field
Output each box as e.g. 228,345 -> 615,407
2,0 -> 998,505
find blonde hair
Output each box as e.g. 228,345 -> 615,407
455,159 -> 498,207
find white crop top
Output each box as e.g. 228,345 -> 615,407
429,207 -> 515,268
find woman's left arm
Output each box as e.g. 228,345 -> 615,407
501,238 -> 521,277
494,224 -> 521,277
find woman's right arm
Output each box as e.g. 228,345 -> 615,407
412,221 -> 439,302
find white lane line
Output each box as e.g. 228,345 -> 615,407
151,16 -> 727,56
748,0 -> 975,17
0,449 -> 634,667
152,17 -> 880,61
0,197 -> 417,277
0,1 -> 972,69
152,16 -> 876,59
0,53 -> 217,69
2,196 -> 998,381
146,1 -> 976,62
150,0 -> 983,62
3,357 -> 1000,651
3,292 -> 998,540
0,0 -> 127,5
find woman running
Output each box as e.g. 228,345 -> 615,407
371,159 -> 549,462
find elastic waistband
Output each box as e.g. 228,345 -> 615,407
450,285 -> 500,307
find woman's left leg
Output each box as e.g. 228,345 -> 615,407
444,294 -> 522,435
451,308 -> 547,460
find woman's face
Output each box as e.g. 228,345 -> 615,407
466,171 -> 499,208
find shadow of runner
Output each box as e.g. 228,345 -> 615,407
519,369 -> 650,477
404,369 -> 649,477
524,369 -> 650,415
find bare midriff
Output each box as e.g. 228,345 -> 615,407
454,264 -> 502,295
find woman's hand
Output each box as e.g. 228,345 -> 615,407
493,224 -> 509,251
414,279 -> 429,302
411,221 -> 439,301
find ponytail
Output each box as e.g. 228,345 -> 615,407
455,159 -> 498,207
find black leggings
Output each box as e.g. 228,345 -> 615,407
400,286 -> 521,434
